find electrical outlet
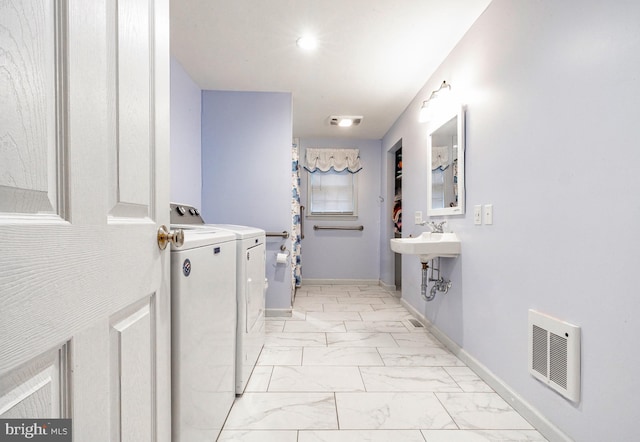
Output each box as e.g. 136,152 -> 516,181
474,205 -> 482,225
484,204 -> 493,225
415,211 -> 423,225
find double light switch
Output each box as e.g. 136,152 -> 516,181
474,204 -> 493,225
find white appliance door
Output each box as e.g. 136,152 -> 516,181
171,241 -> 236,441
0,1 -> 171,441
246,243 -> 266,333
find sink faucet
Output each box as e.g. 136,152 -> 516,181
428,221 -> 446,233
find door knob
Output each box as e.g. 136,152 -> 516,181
157,225 -> 184,250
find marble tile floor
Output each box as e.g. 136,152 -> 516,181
219,284 -> 547,442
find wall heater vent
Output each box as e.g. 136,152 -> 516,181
528,310 -> 581,402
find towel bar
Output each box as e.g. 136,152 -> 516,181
266,231 -> 290,238
313,225 -> 364,231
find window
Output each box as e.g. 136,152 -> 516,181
431,169 -> 445,209
303,147 -> 362,217
308,169 -> 357,216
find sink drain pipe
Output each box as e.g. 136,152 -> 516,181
421,259 -> 451,302
421,262 -> 436,302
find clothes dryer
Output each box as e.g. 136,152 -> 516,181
207,224 -> 266,394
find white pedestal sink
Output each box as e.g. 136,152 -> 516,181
390,232 -> 461,263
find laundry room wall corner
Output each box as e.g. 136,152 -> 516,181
201,90 -> 294,310
170,57 -> 202,208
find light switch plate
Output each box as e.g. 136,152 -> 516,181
474,205 -> 482,225
484,204 -> 493,225
415,211 -> 423,225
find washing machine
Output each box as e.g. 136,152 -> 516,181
170,226 -> 237,441
170,203 -> 266,395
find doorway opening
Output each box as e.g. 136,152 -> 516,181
392,142 -> 402,290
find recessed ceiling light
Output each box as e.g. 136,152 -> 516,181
296,35 -> 317,51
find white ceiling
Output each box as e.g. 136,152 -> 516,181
170,0 -> 491,139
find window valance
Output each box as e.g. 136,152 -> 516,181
303,148 -> 362,173
431,146 -> 450,171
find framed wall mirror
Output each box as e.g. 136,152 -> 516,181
427,105 -> 465,216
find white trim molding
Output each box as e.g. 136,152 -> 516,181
301,278 -> 380,286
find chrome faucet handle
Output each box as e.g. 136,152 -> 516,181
429,221 -> 446,233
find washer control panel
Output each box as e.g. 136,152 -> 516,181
170,203 -> 205,225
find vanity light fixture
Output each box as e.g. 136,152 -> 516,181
329,116 -> 363,127
419,80 -> 452,123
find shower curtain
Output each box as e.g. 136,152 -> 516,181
291,139 -> 302,290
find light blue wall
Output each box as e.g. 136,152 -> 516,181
201,91 -> 293,310
381,1 -> 640,440
299,138 -> 382,282
170,57 -> 202,208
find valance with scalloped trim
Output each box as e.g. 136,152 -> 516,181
431,146 -> 450,171
303,148 -> 362,173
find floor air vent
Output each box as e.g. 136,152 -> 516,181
408,319 -> 424,328
528,310 -> 581,402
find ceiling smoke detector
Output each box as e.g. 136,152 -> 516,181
329,116 -> 363,127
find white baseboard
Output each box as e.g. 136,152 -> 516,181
400,299 -> 573,442
378,280 -> 397,292
301,278 -> 380,286
265,308 -> 292,318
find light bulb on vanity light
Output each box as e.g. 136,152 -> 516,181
419,100 -> 433,123
434,80 -> 451,98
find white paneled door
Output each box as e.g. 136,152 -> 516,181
0,1 -> 171,441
